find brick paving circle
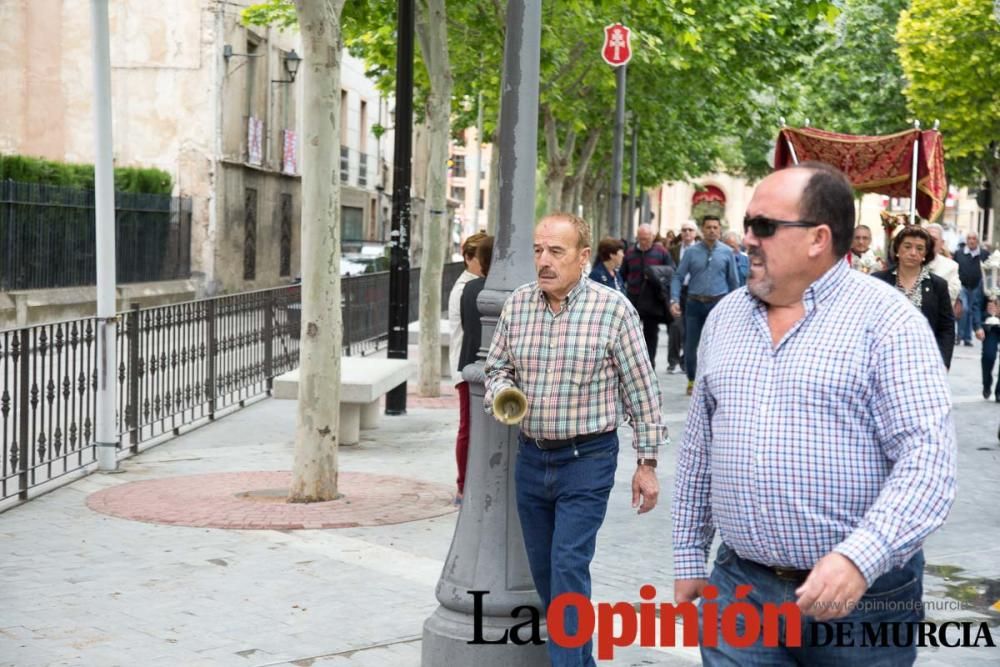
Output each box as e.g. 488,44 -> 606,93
86,471 -> 457,530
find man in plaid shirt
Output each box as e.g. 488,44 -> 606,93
485,212 -> 665,667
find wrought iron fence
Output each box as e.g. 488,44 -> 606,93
0,180 -> 192,290
342,261 -> 465,355
1,320 -> 98,501
1,262 -> 465,503
115,286 -> 301,449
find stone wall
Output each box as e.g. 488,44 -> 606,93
0,279 -> 203,330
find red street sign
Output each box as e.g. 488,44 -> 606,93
602,23 -> 632,66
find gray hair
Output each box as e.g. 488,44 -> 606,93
722,230 -> 741,244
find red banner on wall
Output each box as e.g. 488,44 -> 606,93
773,126 -> 946,222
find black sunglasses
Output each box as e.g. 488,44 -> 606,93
743,215 -> 821,238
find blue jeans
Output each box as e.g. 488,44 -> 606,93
700,542 -> 924,666
959,284 -> 983,342
514,432 -> 619,667
684,298 -> 719,381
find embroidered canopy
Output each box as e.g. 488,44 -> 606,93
773,126 -> 947,222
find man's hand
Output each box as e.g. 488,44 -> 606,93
976,328 -> 986,341
795,552 -> 868,621
631,465 -> 659,514
954,299 -> 963,318
670,303 -> 682,319
674,578 -> 710,604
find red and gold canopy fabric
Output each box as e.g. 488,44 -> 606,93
773,126 -> 947,222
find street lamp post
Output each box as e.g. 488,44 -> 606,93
421,0 -> 547,664
386,0 -> 415,415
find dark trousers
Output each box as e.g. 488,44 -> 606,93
455,382 -> 470,493
668,288 -> 688,369
667,315 -> 684,368
684,298 -> 719,381
641,317 -> 660,369
983,328 -> 1000,398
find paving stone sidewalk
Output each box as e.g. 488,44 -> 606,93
0,336 -> 998,666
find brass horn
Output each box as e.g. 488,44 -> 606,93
492,386 -> 528,426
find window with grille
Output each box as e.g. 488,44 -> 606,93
279,193 -> 292,277
244,188 -> 257,280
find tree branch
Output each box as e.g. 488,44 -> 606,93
543,105 -> 561,166
540,39 -> 589,96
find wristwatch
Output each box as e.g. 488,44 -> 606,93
637,458 -> 657,468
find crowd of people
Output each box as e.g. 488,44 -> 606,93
442,161 -> 989,665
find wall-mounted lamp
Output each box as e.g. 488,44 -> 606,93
272,49 -> 301,85
223,43 -> 265,62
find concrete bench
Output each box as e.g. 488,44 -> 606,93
407,319 -> 453,379
272,357 -> 413,446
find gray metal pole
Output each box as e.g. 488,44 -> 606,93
421,0 -> 546,664
91,0 -> 118,471
627,118 -> 638,241
471,91 -> 484,232
608,64 -> 626,239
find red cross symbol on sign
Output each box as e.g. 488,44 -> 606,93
602,23 -> 632,66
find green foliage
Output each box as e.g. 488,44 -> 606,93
779,0 -> 912,136
0,154 -> 173,194
897,0 -> 1000,185
241,0 -> 840,190
241,0 -> 298,30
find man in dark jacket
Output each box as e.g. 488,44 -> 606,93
956,231 -> 986,346
623,223 -> 675,369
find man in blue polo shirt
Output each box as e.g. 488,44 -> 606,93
670,215 -> 739,395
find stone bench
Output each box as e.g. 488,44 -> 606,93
407,319 -> 453,379
272,357 -> 414,446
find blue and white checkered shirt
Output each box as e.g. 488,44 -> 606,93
672,260 -> 957,585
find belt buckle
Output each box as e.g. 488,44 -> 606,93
773,566 -> 805,582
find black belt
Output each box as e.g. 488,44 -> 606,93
688,293 -> 724,304
737,551 -> 811,583
522,430 -> 613,451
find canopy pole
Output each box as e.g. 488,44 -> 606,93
779,117 -> 799,165
910,120 -> 920,224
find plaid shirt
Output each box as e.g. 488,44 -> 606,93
484,277 -> 666,458
672,260 -> 957,585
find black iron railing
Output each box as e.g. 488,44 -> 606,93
1,320 -> 98,501
0,180 -> 192,290
1,262 -> 465,503
342,261 -> 465,355
114,286 -> 301,449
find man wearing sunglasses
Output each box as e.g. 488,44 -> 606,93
672,162 -> 956,665
669,215 -> 740,395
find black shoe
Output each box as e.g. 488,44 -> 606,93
963,340 -> 974,347
986,387 -> 993,400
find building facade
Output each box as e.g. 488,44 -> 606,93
446,127 -> 493,254
0,0 -> 393,308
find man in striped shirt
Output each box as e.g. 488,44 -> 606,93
672,163 -> 956,665
485,212 -> 665,667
